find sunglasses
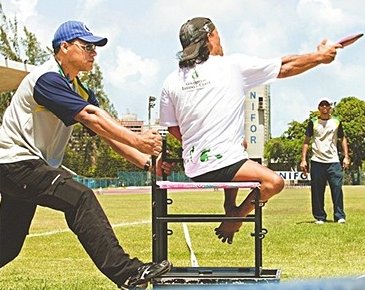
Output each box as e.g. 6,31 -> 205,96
71,42 -> 96,53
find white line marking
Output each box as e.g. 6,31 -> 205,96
51,174 -> 61,185
28,220 -> 150,238
182,222 -> 199,267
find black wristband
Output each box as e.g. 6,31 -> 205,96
144,159 -> 151,171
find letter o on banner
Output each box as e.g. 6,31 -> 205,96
250,125 -> 257,132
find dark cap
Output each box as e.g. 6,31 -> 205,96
52,20 -> 108,49
178,17 -> 215,62
318,98 -> 332,107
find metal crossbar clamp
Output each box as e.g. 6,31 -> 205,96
158,128 -> 168,138
251,228 -> 268,239
250,199 -> 267,207
259,201 -> 267,207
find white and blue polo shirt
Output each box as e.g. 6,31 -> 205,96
0,57 -> 99,167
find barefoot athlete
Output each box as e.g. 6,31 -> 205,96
0,21 -> 172,289
159,17 -> 341,244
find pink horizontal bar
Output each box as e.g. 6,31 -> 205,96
156,181 -> 260,189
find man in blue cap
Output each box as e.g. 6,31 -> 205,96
0,21 -> 171,289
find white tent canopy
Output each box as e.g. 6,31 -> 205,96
0,55 -> 35,93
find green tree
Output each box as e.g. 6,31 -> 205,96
283,120 -> 307,140
0,3 -> 49,63
264,120 -> 307,170
0,92 -> 11,123
0,3 -> 21,62
335,97 -> 365,184
22,26 -> 50,65
165,133 -> 185,171
264,136 -> 303,170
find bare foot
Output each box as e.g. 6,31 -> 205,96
214,207 -> 243,244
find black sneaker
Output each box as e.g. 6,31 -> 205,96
121,260 -> 172,289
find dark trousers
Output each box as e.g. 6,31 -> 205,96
310,160 -> 346,222
0,159 -> 142,286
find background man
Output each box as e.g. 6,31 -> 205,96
0,20 -> 171,289
300,99 -> 350,224
160,17 -> 342,244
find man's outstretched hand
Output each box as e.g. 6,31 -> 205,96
137,129 -> 162,156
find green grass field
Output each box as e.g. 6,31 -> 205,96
0,186 -> 364,290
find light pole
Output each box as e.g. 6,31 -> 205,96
148,95 -> 156,128
146,96 -> 157,185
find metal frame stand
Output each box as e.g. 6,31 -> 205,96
151,140 -> 280,286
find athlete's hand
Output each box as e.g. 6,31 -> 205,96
316,39 -> 342,64
155,154 -> 176,177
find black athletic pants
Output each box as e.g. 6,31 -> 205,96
0,159 -> 142,286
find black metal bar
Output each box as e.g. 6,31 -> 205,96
152,154 -> 169,262
253,187 -> 262,277
151,155 -> 158,262
153,267 -> 281,285
152,187 -> 168,262
156,214 -> 256,223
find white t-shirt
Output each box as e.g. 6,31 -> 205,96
160,54 -> 281,177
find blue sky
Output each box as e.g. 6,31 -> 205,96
2,0 -> 364,136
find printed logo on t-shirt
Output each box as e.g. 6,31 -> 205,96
186,146 -> 223,164
181,69 -> 211,91
200,149 -> 222,162
192,69 -> 199,80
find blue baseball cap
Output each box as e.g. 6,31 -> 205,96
52,20 -> 108,49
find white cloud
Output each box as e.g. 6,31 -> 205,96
232,21 -> 290,58
106,46 -> 160,89
1,0 -> 363,129
5,0 -> 38,22
148,0 -> 247,38
151,0 -> 240,21
297,0 -> 352,38
78,0 -> 103,10
298,0 -> 344,21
